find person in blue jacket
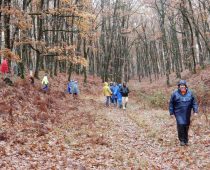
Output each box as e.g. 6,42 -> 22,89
72,81 -> 79,99
117,84 -> 122,108
112,83 -> 119,106
67,80 -> 74,94
109,82 -> 114,104
169,80 -> 198,146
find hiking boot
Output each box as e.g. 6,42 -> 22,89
180,141 -> 185,146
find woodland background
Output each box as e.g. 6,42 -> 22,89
0,0 -> 210,84
0,0 -> 210,169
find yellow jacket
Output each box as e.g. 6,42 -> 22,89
42,76 -> 49,85
103,82 -> 112,96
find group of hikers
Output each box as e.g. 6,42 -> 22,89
40,74 -> 80,98
103,79 -> 199,147
0,58 -> 80,97
103,81 -> 130,110
67,79 -> 80,98
0,58 -> 200,146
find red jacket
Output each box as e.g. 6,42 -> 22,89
1,59 -> 9,74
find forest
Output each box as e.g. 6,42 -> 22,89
0,0 -> 210,169
0,0 -> 209,83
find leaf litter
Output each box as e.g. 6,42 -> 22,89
0,74 -> 209,169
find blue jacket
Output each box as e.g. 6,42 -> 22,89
117,84 -> 122,101
72,82 -> 79,94
113,85 -> 119,98
169,89 -> 198,125
110,85 -> 114,93
67,81 -> 74,93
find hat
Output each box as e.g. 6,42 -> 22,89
178,80 -> 187,87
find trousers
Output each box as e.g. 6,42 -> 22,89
177,124 -> 189,143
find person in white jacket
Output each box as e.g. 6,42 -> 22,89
42,73 -> 49,92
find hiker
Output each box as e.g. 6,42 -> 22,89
112,82 -> 119,106
120,82 -> 130,110
103,82 -> 112,107
0,58 -> 9,79
117,84 -> 122,108
67,80 -> 74,94
109,82 -> 114,104
72,81 -> 79,99
42,73 -> 49,92
12,62 -> 18,82
29,70 -> 34,85
169,80 -> 198,146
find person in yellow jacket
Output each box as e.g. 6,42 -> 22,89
103,82 -> 112,106
42,73 -> 49,92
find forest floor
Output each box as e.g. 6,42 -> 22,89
0,70 -> 210,169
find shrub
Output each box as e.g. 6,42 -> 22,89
149,91 -> 168,109
138,90 -> 168,109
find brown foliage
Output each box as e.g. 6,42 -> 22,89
0,48 -> 21,61
0,73 -> 209,169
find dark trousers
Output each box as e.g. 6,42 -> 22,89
110,96 -> 114,103
177,124 -> 189,143
43,84 -> 48,91
106,96 -> 111,106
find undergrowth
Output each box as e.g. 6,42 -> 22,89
137,90 -> 169,109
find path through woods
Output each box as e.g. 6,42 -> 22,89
0,77 -> 209,169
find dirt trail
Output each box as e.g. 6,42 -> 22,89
0,77 -> 209,169
66,95 -> 209,169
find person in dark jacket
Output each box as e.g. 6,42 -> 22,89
169,80 -> 198,146
120,82 -> 130,110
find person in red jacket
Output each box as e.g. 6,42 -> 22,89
1,58 -> 9,79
